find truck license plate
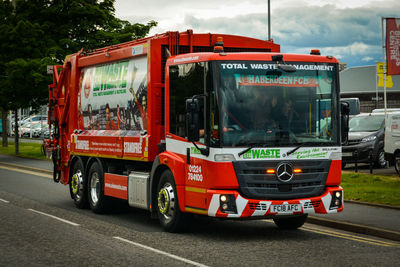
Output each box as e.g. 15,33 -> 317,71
342,152 -> 352,157
270,204 -> 302,213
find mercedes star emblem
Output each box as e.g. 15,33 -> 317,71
276,163 -> 294,182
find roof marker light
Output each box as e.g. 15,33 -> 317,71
310,49 -> 321,55
214,37 -> 224,53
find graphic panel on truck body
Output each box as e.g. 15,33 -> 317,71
78,56 -> 148,133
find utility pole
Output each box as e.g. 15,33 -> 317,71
381,17 -> 387,113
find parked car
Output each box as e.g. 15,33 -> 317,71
20,122 -> 46,138
12,115 -> 48,136
42,127 -> 53,139
342,113 -> 386,168
19,122 -> 34,137
383,112 -> 400,174
33,123 -> 49,138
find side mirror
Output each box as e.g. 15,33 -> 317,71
341,101 -> 350,145
186,98 -> 200,142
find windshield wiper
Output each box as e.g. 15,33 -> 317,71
238,143 -> 270,157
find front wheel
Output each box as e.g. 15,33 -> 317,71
157,170 -> 186,232
375,149 -> 387,168
273,214 -> 308,230
87,161 -> 111,213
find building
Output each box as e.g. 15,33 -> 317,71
340,65 -> 400,113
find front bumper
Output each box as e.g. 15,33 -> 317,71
342,143 -> 374,164
206,186 -> 343,218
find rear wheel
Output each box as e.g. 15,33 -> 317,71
273,214 -> 308,230
69,158 -> 88,209
87,161 -> 111,213
157,170 -> 186,232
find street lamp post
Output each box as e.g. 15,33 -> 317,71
268,0 -> 271,40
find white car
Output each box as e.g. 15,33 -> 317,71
383,112 -> 400,174
20,122 -> 44,138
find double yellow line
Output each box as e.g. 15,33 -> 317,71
302,225 -> 400,248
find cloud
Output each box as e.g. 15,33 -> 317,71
362,56 -> 374,62
116,0 -> 400,67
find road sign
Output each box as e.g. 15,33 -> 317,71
377,62 -> 393,87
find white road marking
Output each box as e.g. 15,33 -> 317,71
113,236 -> 209,267
0,198 -> 10,203
28,209 -> 80,226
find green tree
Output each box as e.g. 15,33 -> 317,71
0,0 -> 157,153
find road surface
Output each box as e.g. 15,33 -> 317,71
0,166 -> 399,266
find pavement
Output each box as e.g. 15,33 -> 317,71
343,162 -> 399,176
1,154 -> 399,241
7,137 -> 44,144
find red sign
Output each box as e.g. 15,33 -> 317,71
386,18 -> 400,75
104,173 -> 128,200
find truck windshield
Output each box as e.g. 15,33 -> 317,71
214,61 -> 339,147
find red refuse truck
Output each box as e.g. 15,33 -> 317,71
48,30 -> 347,232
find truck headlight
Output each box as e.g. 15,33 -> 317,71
361,135 -> 377,143
329,190 -> 343,210
214,154 -> 235,162
219,194 -> 237,214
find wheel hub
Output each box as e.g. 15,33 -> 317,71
90,172 -> 100,205
71,171 -> 83,196
157,183 -> 175,217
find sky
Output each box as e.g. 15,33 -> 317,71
114,0 -> 400,68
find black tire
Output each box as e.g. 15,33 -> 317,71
394,152 -> 400,176
69,158 -> 89,209
375,149 -> 387,168
273,214 -> 308,230
156,170 -> 186,232
87,161 -> 111,213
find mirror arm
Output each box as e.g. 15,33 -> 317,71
192,142 -> 210,156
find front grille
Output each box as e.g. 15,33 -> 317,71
233,160 -> 330,200
348,139 -> 362,145
303,200 -> 321,209
243,168 -> 324,174
248,181 -> 321,188
249,203 -> 269,211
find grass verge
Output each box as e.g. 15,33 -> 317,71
342,172 -> 400,207
0,142 -> 48,160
